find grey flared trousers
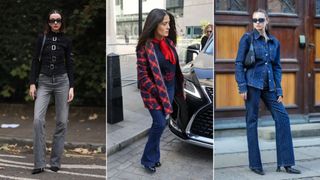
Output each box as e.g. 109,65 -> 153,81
33,73 -> 69,169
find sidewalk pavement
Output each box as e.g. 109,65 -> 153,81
107,84 -> 151,155
215,128 -> 320,180
0,104 -> 105,151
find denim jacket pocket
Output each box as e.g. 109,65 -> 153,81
253,44 -> 264,60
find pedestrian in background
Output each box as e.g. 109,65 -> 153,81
235,8 -> 300,175
29,9 -> 74,174
201,24 -> 212,50
136,8 -> 184,173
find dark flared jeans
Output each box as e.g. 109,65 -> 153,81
141,84 -> 175,167
245,86 -> 295,169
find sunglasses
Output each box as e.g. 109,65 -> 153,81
207,31 -> 212,33
48,19 -> 62,24
252,18 -> 265,23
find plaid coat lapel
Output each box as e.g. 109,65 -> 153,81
145,40 -> 173,115
137,38 -> 185,115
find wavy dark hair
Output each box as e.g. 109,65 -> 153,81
44,9 -> 65,34
136,9 -> 176,51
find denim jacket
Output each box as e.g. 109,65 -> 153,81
235,29 -> 283,97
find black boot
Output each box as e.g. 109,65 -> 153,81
31,168 -> 44,174
284,166 -> 301,174
250,168 -> 265,175
144,165 -> 156,173
155,162 -> 161,167
49,166 -> 60,172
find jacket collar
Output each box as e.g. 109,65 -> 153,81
253,29 -> 275,42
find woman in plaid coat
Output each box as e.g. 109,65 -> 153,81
136,8 -> 184,173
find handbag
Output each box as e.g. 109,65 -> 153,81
38,34 -> 46,62
244,33 -> 255,67
35,34 -> 46,86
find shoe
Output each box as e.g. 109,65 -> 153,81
31,168 -> 44,174
155,162 -> 161,167
144,165 -> 156,173
250,168 -> 265,175
284,166 -> 301,174
49,166 -> 60,172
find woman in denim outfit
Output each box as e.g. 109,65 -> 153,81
29,10 -> 74,174
235,9 -> 300,175
136,9 -> 184,173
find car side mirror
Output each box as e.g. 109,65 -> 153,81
186,43 -> 200,64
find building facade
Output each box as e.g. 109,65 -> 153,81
214,0 -> 320,121
115,0 -> 212,39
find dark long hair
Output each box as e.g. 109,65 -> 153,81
136,9 -> 177,51
44,9 -> 65,34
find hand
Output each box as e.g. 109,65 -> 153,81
29,84 -> 37,100
68,88 -> 74,102
277,96 -> 283,103
240,92 -> 247,100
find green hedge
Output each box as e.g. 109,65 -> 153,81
0,0 -> 106,106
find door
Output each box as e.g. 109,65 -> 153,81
214,0 -> 306,119
307,0 -> 320,117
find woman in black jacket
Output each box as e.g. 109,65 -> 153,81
29,9 -> 74,174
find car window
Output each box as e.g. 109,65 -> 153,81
204,39 -> 213,55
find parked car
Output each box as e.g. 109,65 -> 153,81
169,34 -> 213,149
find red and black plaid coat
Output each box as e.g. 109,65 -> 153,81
136,38 -> 184,115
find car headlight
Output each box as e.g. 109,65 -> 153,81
184,80 -> 201,98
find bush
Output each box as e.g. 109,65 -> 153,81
0,0 -> 106,106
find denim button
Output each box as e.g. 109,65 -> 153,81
265,62 -> 268,65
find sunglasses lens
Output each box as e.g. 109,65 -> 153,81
252,18 -> 265,23
49,19 -> 61,24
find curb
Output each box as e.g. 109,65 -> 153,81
107,127 -> 149,156
0,137 -> 106,153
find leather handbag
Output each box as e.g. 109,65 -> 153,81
35,34 -> 46,86
38,34 -> 46,62
244,33 -> 255,67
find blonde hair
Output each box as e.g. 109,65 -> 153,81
203,24 -> 213,35
253,8 -> 270,32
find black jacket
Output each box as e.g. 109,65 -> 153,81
29,31 -> 74,87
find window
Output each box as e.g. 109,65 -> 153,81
204,39 -> 213,55
186,26 -> 202,38
166,0 -> 183,16
215,0 -> 247,12
268,0 -> 296,14
316,0 -> 320,15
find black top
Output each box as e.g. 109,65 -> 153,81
29,31 -> 74,87
201,36 -> 209,50
154,43 -> 176,87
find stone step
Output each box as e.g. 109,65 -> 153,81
258,123 -> 320,140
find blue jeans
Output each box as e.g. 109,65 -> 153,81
141,84 -> 175,167
246,86 -> 295,169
